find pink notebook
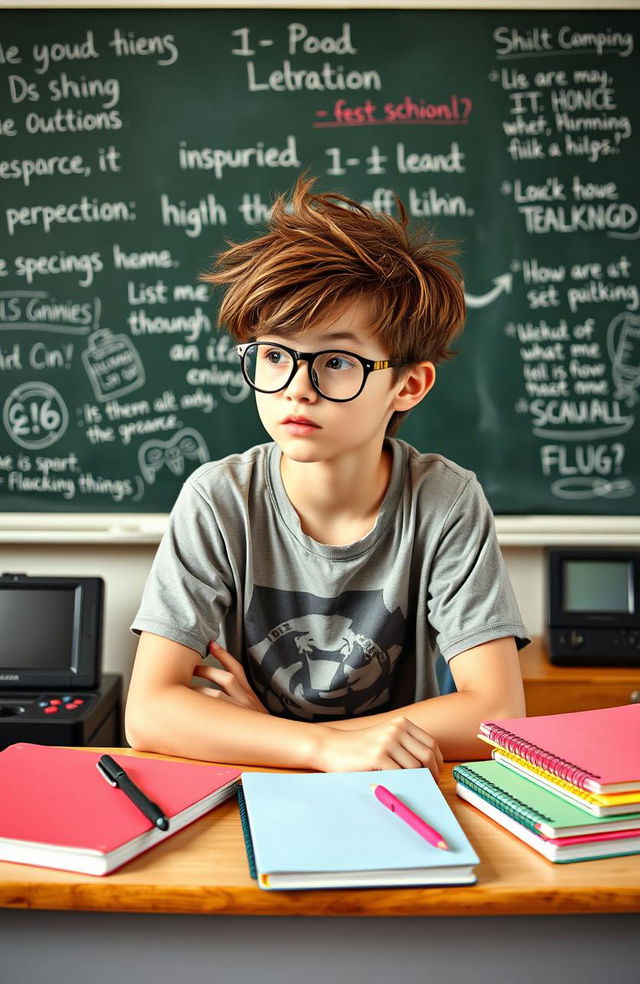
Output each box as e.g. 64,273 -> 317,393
479,703 -> 640,794
544,827 -> 640,848
0,743 -> 241,875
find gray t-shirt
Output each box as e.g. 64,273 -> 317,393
132,438 -> 529,721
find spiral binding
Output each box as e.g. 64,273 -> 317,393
484,724 -> 600,790
496,748 -> 597,804
453,765 -> 554,830
236,784 -> 257,880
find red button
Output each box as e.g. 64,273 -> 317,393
49,699 -> 62,706
44,706 -> 58,714
64,704 -> 78,710
73,699 -> 85,705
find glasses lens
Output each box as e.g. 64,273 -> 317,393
242,344 -> 294,392
240,344 -> 366,400
312,351 -> 365,400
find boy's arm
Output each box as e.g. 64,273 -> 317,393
327,637 -> 526,761
125,632 -> 443,775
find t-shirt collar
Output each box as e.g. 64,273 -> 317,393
266,438 -> 406,560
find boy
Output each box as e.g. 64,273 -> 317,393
126,177 -> 528,775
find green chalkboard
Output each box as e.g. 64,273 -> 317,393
0,7 -> 638,513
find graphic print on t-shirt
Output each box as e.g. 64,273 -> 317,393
244,586 -> 406,720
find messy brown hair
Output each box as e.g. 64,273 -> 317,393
202,176 -> 465,435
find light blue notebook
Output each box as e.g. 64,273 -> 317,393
240,768 -> 479,890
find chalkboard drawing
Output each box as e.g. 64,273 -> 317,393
82,329 -> 145,402
138,428 -> 209,485
464,272 -> 512,309
3,381 -> 69,450
608,312 -> 640,408
551,472 -> 635,502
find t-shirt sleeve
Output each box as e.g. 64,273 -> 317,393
130,475 -> 234,655
427,474 -> 530,662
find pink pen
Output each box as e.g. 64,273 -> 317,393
371,783 -> 449,850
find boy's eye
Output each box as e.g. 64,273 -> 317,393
262,347 -> 290,366
324,354 -> 357,371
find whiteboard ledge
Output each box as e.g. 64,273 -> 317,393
0,514 -> 168,545
495,516 -> 640,547
0,513 -> 639,546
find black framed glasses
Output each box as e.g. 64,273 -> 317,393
236,342 -> 409,403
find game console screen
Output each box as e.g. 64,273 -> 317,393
563,560 -> 633,614
0,588 -> 76,670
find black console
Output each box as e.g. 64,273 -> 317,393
0,674 -> 122,750
547,549 -> 640,667
0,572 -> 122,748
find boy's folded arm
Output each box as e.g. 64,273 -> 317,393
125,632 -> 443,776
124,632 -> 326,769
327,637 -> 526,762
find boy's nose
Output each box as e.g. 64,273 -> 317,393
285,360 -> 317,401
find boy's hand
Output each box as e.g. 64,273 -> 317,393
192,641 -> 268,714
318,717 -> 443,779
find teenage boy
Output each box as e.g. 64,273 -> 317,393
126,177 -> 528,775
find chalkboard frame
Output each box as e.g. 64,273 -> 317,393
1,0 -> 639,542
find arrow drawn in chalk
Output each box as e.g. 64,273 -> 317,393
464,273 -> 513,308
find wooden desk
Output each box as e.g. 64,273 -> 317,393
521,638 -> 640,716
1,752 -> 638,918
1,752 -> 639,984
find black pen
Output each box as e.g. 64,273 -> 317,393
97,755 -> 169,831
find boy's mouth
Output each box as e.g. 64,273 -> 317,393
281,415 -> 321,432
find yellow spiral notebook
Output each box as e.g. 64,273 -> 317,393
492,747 -> 640,817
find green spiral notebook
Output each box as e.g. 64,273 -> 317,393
454,760 -> 640,863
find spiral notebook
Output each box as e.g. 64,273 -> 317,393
454,760 -> 640,863
239,768 -> 479,890
492,747 -> 640,817
478,703 -> 640,794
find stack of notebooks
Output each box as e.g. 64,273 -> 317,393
454,703 -> 640,863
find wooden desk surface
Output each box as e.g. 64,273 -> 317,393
1,750 -> 639,917
520,637 -> 640,686
519,638 -> 640,716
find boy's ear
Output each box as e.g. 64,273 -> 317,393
392,362 -> 436,412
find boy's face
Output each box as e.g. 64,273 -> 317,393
253,297 -> 406,465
